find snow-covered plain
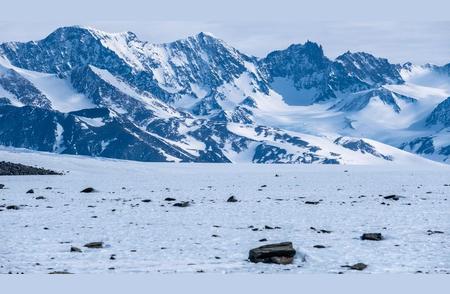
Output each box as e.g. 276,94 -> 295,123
0,148 -> 449,274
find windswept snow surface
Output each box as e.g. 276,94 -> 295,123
0,148 -> 449,274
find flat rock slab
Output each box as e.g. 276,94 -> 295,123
350,263 -> 368,271
80,187 -> 96,193
84,242 -> 104,249
173,201 -> 190,207
361,233 -> 384,241
249,242 -> 296,264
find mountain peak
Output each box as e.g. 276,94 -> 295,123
196,31 -> 217,39
185,31 -> 226,46
285,41 -> 324,55
44,26 -> 140,44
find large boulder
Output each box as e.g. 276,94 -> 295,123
248,242 -> 296,264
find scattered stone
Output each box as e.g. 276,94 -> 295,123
305,201 -> 320,205
384,195 -> 402,201
361,233 -> 383,241
211,234 -> 220,238
70,246 -> 82,253
84,241 -> 104,249
26,189 -> 34,194
164,197 -> 176,201
310,227 -> 332,234
313,245 -> 326,249
227,196 -> 238,203
45,187 -> 52,190
264,225 -> 274,230
350,263 -> 368,271
110,254 -> 116,260
141,199 -> 152,203
248,242 -> 296,265
6,205 -> 20,210
173,201 -> 190,207
35,196 -> 45,200
260,185 -> 267,188
259,238 -> 268,242
81,187 -> 96,193
49,271 -> 72,274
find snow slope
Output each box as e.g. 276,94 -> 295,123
0,57 -> 94,112
0,148 -> 449,274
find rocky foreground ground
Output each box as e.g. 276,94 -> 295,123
0,161 -> 61,176
0,150 -> 449,274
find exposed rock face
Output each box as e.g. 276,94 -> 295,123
426,97 -> 450,127
0,161 -> 60,176
248,242 -> 296,264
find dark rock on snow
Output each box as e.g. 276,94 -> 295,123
383,195 -> 401,201
70,246 -> 82,252
173,201 -> 190,207
350,263 -> 368,271
313,245 -> 326,249
48,271 -> 73,274
83,242 -> 104,248
361,233 -> 384,241
227,196 -> 238,202
249,242 -> 296,264
80,187 -> 96,193
427,230 -> 444,235
6,205 -> 20,210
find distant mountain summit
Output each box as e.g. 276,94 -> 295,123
0,26 -> 448,163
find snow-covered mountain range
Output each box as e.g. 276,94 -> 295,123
0,26 -> 449,164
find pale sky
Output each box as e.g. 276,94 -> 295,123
0,0 -> 449,65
